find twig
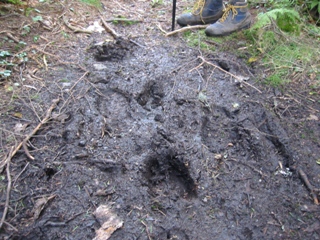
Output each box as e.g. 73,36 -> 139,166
3,221 -> 18,232
13,162 -> 29,186
69,71 -> 90,93
22,140 -> 34,160
100,16 -> 119,39
59,71 -> 90,112
62,17 -> 93,34
6,32 -> 20,43
194,56 -> 262,93
29,45 -> 74,65
0,99 -> 60,171
156,23 -> 167,34
165,25 -> 208,37
0,156 -> 12,230
141,220 -> 152,240
298,168 -> 319,205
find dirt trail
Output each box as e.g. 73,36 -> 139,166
0,1 -> 320,239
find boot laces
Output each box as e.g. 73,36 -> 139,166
220,4 -> 247,23
191,0 -> 205,16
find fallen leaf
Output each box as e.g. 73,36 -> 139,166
307,114 -> 319,121
93,205 -> 123,240
248,57 -> 258,63
13,112 -> 23,118
31,195 -> 56,220
51,113 -> 69,123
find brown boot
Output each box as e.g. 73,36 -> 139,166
177,0 -> 224,26
205,1 -> 251,36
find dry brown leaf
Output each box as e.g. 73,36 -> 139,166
31,195 -> 56,220
51,113 -> 70,123
93,205 -> 123,240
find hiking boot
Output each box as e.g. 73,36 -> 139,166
205,1 -> 251,36
177,0 -> 223,26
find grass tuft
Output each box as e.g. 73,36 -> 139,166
79,0 -> 101,9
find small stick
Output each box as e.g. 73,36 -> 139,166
69,71 -> 89,93
29,45 -> 74,65
13,162 -> 29,186
3,221 -> 18,232
6,32 -> 20,43
141,220 -> 152,240
22,140 -> 34,160
165,25 -> 208,37
195,56 -> 262,93
100,16 -> 119,39
298,168 -> 319,205
156,23 -> 167,34
0,99 -> 60,171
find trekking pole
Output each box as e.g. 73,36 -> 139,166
172,0 -> 176,31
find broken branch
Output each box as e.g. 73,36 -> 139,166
165,25 -> 208,37
100,16 -> 119,39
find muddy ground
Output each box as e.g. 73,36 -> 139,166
0,0 -> 320,239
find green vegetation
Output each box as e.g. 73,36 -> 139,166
111,17 -> 140,26
79,0 -> 101,8
245,2 -> 320,87
0,51 -> 13,79
182,1 -> 320,89
151,0 -> 164,8
183,30 -> 218,51
1,0 -> 22,4
308,0 -> 320,15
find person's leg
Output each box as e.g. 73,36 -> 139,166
205,0 -> 251,36
177,0 -> 223,26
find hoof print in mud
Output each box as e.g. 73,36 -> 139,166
94,37 -> 134,61
136,81 -> 164,109
144,149 -> 197,199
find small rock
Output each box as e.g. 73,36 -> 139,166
154,114 -> 165,123
78,140 -> 87,147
